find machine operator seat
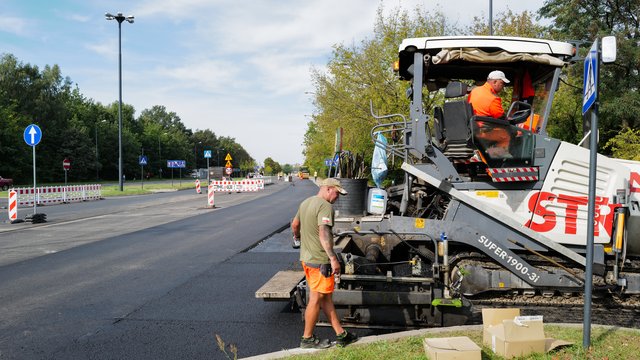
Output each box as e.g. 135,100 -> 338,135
437,82 -> 475,159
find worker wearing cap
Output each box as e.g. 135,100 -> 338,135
468,70 -> 512,157
468,70 -> 510,118
291,178 -> 358,348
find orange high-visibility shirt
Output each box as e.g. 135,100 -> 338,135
468,82 -> 504,118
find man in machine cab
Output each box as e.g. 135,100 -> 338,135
468,70 -> 512,158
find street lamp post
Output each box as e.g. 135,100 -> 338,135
105,11 -> 134,191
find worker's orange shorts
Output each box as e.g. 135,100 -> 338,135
302,262 -> 335,294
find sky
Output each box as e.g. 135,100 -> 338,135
0,0 -> 546,166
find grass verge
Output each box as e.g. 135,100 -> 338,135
283,325 -> 640,360
100,181 -> 196,196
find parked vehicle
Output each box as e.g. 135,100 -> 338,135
0,176 -> 13,191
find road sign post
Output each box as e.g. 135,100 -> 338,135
167,160 -> 186,187
139,155 -> 148,189
582,38 -> 599,350
63,158 -> 71,188
24,124 -> 42,215
225,153 -> 233,179
204,150 -> 212,185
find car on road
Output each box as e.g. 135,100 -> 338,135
0,176 -> 13,191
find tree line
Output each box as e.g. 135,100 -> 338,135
303,2 -> 640,177
0,53 -> 257,185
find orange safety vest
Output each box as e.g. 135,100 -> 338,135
468,82 -> 504,118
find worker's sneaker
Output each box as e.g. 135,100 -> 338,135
336,330 -> 358,347
300,335 -> 331,349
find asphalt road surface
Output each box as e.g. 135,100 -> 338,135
0,179 -> 373,359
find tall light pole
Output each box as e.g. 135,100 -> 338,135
105,11 -> 134,191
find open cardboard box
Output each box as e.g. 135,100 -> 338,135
482,308 -> 572,359
423,336 -> 481,360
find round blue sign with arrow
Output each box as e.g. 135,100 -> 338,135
23,124 -> 43,146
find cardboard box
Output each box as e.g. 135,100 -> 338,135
482,308 -> 520,346
487,316 -> 546,358
423,336 -> 481,360
482,309 -> 573,359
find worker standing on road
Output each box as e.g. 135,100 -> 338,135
468,70 -> 512,158
291,178 -> 358,349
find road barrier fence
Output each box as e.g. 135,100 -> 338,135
11,184 -> 102,207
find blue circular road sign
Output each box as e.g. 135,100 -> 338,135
23,124 -> 43,146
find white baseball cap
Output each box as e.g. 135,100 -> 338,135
487,70 -> 510,83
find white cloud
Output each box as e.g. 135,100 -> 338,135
155,59 -> 242,94
0,16 -> 29,36
85,38 -> 118,58
68,13 -> 92,23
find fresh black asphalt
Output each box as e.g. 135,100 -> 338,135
0,180 -> 382,359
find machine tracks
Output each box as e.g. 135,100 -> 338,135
468,293 -> 640,328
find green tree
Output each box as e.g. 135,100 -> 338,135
304,6 -> 455,174
468,9 -> 546,38
539,0 -> 640,155
605,128 -> 640,161
263,157 -> 281,175
0,52 -> 259,184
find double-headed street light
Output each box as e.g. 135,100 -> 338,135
105,11 -> 134,191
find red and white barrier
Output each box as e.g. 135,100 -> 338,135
209,179 -> 265,192
195,179 -> 201,194
13,184 -> 102,206
8,190 -> 17,222
207,184 -> 215,208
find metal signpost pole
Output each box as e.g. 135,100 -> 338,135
32,145 -> 36,215
24,124 -> 42,216
582,38 -> 599,349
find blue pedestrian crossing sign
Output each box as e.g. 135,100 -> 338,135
23,124 -> 42,146
582,40 -> 598,115
204,150 -> 212,158
139,156 -> 148,166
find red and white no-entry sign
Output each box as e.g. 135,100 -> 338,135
63,158 -> 71,170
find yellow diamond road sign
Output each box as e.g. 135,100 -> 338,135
225,153 -> 233,161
